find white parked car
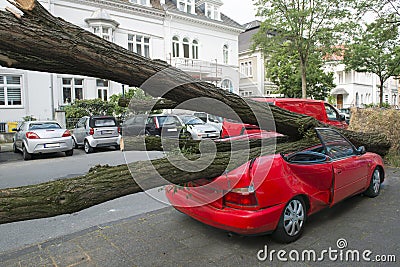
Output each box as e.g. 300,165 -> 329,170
193,112 -> 223,132
178,115 -> 220,140
13,121 -> 74,160
72,116 -> 121,153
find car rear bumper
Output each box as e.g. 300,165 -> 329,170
166,188 -> 284,235
87,136 -> 121,148
25,137 -> 74,154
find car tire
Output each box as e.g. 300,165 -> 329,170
84,140 -> 94,154
272,196 -> 306,243
13,142 -> 18,153
65,149 -> 73,157
22,146 -> 32,160
364,168 -> 381,198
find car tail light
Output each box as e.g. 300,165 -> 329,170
89,128 -> 94,135
62,130 -> 71,137
118,126 -> 121,134
223,187 -> 258,208
153,117 -> 160,128
26,132 -> 40,139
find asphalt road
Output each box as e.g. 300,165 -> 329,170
0,148 -> 164,188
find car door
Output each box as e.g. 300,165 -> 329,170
14,122 -> 26,149
315,128 -> 369,205
74,118 -> 87,145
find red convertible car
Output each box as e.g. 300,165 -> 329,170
166,128 -> 384,243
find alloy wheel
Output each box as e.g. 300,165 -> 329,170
283,199 -> 305,236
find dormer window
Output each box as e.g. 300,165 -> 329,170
177,0 -> 195,14
129,0 -> 150,6
205,3 -> 221,20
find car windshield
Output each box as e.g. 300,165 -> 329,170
93,118 -> 116,127
181,116 -> 204,125
29,122 -> 61,130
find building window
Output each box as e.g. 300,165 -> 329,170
240,91 -> 253,97
205,3 -> 220,20
192,40 -> 199,59
97,79 -> 109,101
183,38 -> 190,58
92,26 -> 114,42
62,78 -> 84,104
177,0 -> 194,14
128,34 -> 150,58
172,36 -> 180,58
129,0 -> 149,5
223,45 -> 229,64
0,75 -> 22,106
240,61 -> 253,77
221,79 -> 233,93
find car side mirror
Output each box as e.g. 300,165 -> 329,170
339,114 -> 346,121
357,146 -> 366,155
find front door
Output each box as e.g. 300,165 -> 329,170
337,95 -> 343,109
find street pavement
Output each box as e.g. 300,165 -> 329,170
0,165 -> 399,266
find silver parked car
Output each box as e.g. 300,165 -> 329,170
72,116 -> 121,153
178,115 -> 220,140
13,121 -> 74,160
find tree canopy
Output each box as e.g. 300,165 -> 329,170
266,42 -> 335,99
253,0 -> 358,99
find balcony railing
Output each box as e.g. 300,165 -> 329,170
170,58 -> 222,82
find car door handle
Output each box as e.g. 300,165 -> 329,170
336,170 -> 342,174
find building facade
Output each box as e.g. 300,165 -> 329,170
326,62 -> 399,108
0,0 -> 243,122
238,21 -> 277,97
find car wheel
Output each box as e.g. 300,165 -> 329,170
65,149 -> 73,157
272,196 -> 306,243
22,146 -> 32,160
84,140 -> 94,154
13,142 -> 18,153
364,168 -> 381,198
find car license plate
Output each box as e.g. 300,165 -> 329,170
102,130 -> 113,134
167,128 -> 177,132
45,143 -> 60,148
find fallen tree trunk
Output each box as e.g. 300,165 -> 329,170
0,139 -> 315,224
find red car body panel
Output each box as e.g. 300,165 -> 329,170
166,135 -> 384,235
220,98 -> 347,138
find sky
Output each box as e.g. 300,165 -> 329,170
220,0 -> 258,25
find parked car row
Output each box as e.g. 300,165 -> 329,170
13,116 -> 122,160
122,114 -> 220,140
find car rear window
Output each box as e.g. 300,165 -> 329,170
91,118 -> 117,127
29,122 -> 61,130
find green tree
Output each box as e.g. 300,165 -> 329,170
253,0 -> 358,99
109,87 -> 154,118
343,18 -> 400,107
266,43 -> 335,99
64,98 -> 115,119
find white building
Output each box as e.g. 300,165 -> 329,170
325,61 -> 399,108
0,0 -> 243,122
238,21 -> 277,97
